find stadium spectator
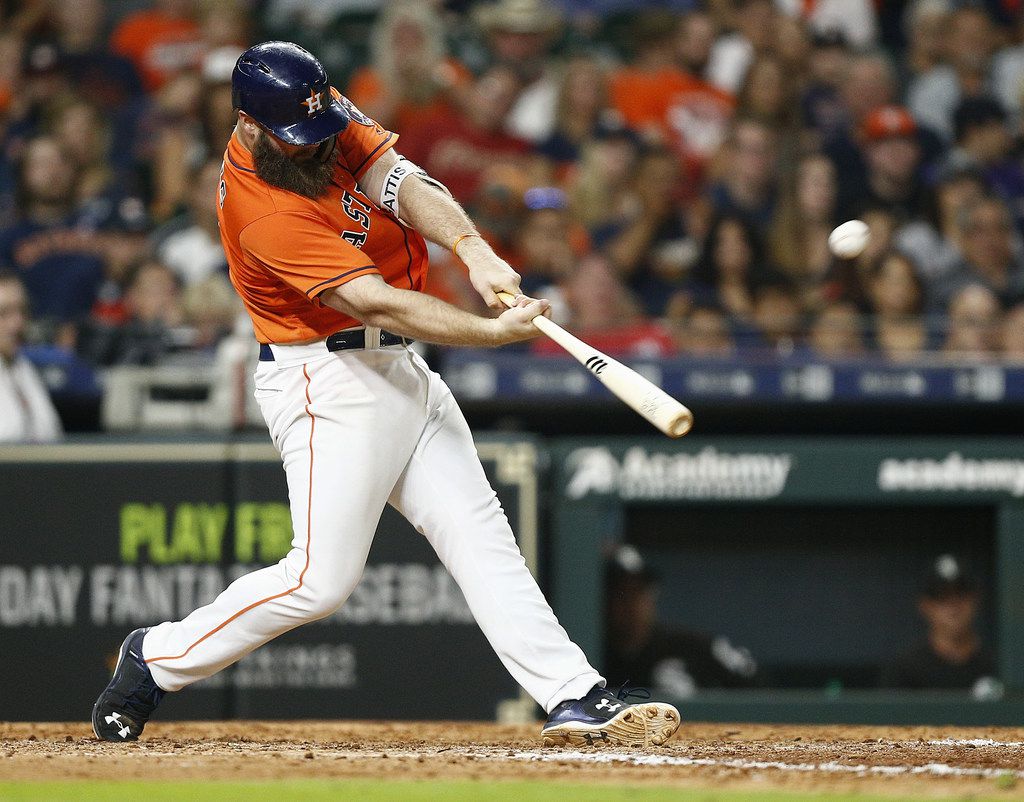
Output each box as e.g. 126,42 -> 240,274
463,163 -> 531,268
603,545 -> 759,699
752,278 -> 803,356
0,270 -> 62,443
943,283 -> 1003,360
844,106 -> 927,225
476,0 -> 564,144
931,196 -> 1024,310
153,159 -> 228,287
895,166 -> 987,283
197,0 -> 248,55
881,554 -> 1000,696
346,3 -> 471,134
1003,303 -> 1024,359
770,14 -> 810,81
51,100 -> 118,206
109,0 -> 205,94
868,252 -> 926,319
825,52 -> 899,206
707,117 -> 779,231
200,46 -> 246,158
800,30 -> 850,147
568,125 -> 640,231
0,136 -> 105,329
866,251 -> 930,360
809,301 -> 865,359
603,146 -> 691,314
146,69 -> 206,221
736,55 -> 798,133
876,314 -> 929,362
513,187 -> 582,298
769,153 -> 838,307
689,214 -> 771,323
675,9 -> 717,80
80,260 -> 184,366
609,11 -> 734,177
672,305 -> 735,357
991,15 -> 1024,127
537,55 -> 615,169
533,254 -> 673,358
946,97 -> 1024,230
706,0 -> 778,95
181,274 -> 240,352
47,0 -> 145,117
399,66 -> 530,203
899,0 -> 951,85
906,6 -> 998,144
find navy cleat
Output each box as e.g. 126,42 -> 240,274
541,685 -> 680,748
92,628 -> 165,742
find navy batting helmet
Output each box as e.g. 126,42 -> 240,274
231,42 -> 349,146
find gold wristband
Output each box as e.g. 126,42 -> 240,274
452,233 -> 481,258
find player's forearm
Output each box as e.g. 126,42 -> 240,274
399,175 -> 480,254
321,281 -> 502,347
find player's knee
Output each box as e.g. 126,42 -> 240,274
293,568 -> 362,619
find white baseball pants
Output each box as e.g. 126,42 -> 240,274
142,339 -> 602,712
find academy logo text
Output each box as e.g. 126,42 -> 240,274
878,452 -> 1024,496
566,446 -> 794,500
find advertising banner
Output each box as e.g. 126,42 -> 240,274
0,438 -> 539,721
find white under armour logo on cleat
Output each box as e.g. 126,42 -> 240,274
105,712 -> 131,739
595,699 -> 622,712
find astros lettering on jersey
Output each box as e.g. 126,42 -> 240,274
218,89 -> 429,344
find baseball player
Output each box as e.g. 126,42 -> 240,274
92,42 -> 680,748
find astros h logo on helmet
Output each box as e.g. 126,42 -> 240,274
301,89 -> 323,116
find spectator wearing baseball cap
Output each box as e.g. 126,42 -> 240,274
839,105 -> 928,225
881,554 -> 1001,697
476,0 -> 564,144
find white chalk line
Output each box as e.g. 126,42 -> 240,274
927,738 -> 1024,748
504,749 -> 1024,780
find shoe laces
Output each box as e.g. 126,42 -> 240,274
613,681 -> 651,703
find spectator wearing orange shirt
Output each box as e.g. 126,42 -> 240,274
110,0 -> 205,93
609,12 -> 734,187
346,3 -> 471,134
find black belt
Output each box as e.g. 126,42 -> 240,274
259,329 -> 411,361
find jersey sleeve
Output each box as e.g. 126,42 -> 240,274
330,88 -> 398,180
239,210 -> 380,301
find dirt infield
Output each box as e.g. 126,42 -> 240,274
3,721 -> 1024,798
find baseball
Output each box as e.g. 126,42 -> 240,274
828,220 -> 870,259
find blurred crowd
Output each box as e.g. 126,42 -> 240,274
5,0 -> 1024,376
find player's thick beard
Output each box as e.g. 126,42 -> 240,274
252,132 -> 336,199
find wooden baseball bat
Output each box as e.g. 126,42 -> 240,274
497,292 -> 693,438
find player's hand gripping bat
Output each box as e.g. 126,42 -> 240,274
496,292 -> 693,438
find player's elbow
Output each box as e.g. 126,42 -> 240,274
321,276 -> 401,328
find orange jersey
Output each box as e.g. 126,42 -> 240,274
217,95 -> 429,344
109,11 -> 205,92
